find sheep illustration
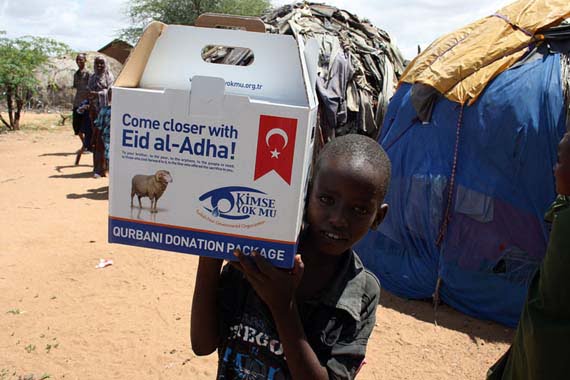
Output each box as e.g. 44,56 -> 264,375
130,170 -> 173,213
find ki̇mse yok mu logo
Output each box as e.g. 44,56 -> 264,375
199,186 -> 277,221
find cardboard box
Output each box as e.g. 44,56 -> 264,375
108,21 -> 318,268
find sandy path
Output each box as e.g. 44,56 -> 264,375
0,117 -> 513,380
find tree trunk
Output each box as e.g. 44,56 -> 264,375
6,89 -> 15,130
14,94 -> 23,131
0,112 -> 11,130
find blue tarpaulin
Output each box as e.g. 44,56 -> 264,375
356,53 -> 567,327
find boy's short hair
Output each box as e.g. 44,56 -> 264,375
314,134 -> 391,199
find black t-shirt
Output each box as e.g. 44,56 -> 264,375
216,250 -> 380,380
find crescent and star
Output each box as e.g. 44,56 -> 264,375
265,128 -> 288,159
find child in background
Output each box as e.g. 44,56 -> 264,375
72,53 -> 90,154
487,132 -> 570,379
94,88 -> 112,177
191,134 -> 391,380
75,97 -> 92,153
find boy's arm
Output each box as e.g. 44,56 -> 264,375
190,257 -> 223,356
273,300 -> 330,380
234,252 -> 330,380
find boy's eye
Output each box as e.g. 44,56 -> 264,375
318,195 -> 333,205
353,206 -> 369,215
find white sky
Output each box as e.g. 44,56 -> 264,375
0,0 -> 511,59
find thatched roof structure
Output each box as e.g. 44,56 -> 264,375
32,51 -> 122,111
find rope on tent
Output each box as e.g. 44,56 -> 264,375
436,104 -> 465,247
432,104 -> 465,319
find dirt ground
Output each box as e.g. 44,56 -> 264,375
0,114 -> 514,380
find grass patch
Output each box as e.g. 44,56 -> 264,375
20,113 -> 63,132
6,309 -> 21,315
0,369 -> 9,380
45,342 -> 59,353
24,344 -> 36,353
0,112 -> 64,133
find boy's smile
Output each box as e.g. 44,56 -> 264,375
76,55 -> 85,70
306,157 -> 387,257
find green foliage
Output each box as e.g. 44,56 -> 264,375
24,344 -> 36,353
0,35 -> 70,130
120,0 -> 271,42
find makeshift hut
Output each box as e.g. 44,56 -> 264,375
33,52 -> 122,110
199,2 -> 405,147
356,0 -> 570,327
98,39 -> 133,65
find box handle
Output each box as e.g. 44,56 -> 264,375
195,13 -> 265,33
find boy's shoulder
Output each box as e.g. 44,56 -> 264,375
353,251 -> 381,298
332,251 -> 380,321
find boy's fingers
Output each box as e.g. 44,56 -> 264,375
234,250 -> 266,281
251,251 -> 275,276
228,260 -> 244,273
293,254 -> 304,274
291,254 -> 305,283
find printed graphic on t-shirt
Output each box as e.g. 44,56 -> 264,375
218,312 -> 288,380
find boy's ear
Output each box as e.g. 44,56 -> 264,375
371,203 -> 389,230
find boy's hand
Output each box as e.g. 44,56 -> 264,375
231,250 -> 304,315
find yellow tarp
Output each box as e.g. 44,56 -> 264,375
400,0 -> 570,105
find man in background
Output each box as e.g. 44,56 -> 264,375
72,53 -> 90,164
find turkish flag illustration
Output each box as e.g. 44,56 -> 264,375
254,115 -> 298,185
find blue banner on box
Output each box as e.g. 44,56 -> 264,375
109,217 -> 296,268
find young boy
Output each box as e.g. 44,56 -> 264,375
487,132 -> 570,379
72,53 -> 91,165
191,134 -> 391,379
93,88 -> 112,177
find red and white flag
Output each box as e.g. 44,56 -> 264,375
254,115 -> 297,185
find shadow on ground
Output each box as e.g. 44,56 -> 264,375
39,152 -> 76,157
50,171 -> 95,179
380,290 -> 515,344
67,186 -> 108,200
54,164 -> 91,173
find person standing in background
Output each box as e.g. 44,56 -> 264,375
88,56 -> 114,177
72,53 -> 90,165
487,132 -> 570,379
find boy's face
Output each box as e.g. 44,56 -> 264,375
76,55 -> 85,70
306,157 -> 388,257
555,135 -> 570,196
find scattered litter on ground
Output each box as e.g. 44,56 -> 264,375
95,258 -> 113,269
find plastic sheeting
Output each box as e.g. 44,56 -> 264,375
400,0 -> 570,105
356,53 -> 567,327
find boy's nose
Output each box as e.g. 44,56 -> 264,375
329,207 -> 348,228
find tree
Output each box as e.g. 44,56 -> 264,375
0,33 -> 70,131
121,0 -> 271,42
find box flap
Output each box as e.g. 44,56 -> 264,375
188,76 -> 225,118
195,13 -> 266,33
298,37 -> 319,109
139,25 -> 309,107
115,22 -> 166,88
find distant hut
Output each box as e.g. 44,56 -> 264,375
98,39 -> 133,65
33,51 -> 122,110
